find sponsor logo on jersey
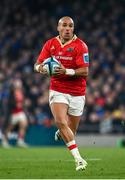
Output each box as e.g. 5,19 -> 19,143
67,47 -> 74,52
83,53 -> 89,63
53,55 -> 73,60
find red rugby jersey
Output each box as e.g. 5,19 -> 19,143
12,89 -> 24,114
37,35 -> 89,96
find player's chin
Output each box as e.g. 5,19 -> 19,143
64,35 -> 71,40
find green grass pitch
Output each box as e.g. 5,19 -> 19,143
0,147 -> 125,179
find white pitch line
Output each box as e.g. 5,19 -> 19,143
86,158 -> 102,161
60,158 -> 102,162
2,158 -> 102,162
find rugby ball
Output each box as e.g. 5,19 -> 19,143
42,57 -> 60,76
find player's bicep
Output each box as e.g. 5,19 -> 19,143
76,44 -> 89,68
37,42 -> 51,63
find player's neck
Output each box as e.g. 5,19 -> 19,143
59,35 -> 74,45
61,38 -> 70,45
56,35 -> 77,47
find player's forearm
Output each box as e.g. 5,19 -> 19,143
65,67 -> 89,77
74,67 -> 89,77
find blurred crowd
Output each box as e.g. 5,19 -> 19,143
0,0 -> 125,134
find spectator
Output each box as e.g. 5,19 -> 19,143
0,0 -> 125,134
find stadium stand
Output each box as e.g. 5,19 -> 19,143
0,0 -> 125,136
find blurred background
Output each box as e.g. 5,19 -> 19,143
0,0 -> 125,147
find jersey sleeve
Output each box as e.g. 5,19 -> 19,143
76,42 -> 89,68
36,40 -> 51,63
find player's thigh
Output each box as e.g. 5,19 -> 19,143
68,115 -> 81,134
11,112 -> 27,127
50,103 -> 68,123
18,118 -> 28,128
18,112 -> 28,127
49,90 -> 69,123
11,114 -> 19,125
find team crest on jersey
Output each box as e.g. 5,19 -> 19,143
67,47 -> 74,52
58,51 -> 62,55
50,46 -> 55,50
83,53 -> 89,63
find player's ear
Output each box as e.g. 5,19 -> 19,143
57,25 -> 60,32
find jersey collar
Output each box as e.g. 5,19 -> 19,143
56,35 -> 77,47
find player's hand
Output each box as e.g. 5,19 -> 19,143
39,64 -> 48,74
34,63 -> 47,74
53,64 -> 66,76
